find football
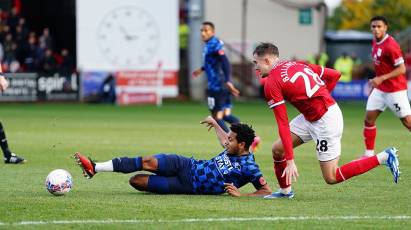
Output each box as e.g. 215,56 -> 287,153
45,169 -> 73,196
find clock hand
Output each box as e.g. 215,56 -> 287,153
119,26 -> 134,40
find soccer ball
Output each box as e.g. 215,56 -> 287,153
45,169 -> 73,196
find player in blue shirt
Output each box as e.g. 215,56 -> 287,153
74,116 -> 271,197
192,21 -> 241,133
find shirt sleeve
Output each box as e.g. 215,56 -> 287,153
272,104 -> 294,160
264,77 -> 285,109
243,161 -> 267,189
388,41 -> 404,67
264,77 -> 293,160
217,51 -> 231,82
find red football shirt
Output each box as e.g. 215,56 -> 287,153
264,61 -> 335,122
263,61 -> 337,160
372,34 -> 407,92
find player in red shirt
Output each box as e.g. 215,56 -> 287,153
252,42 -> 400,199
363,16 -> 411,157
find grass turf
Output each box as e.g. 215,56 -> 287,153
0,101 -> 410,229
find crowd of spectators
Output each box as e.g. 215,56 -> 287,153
0,7 -> 74,74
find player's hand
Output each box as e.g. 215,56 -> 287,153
0,76 -> 9,92
192,68 -> 203,78
369,76 -> 384,88
224,183 -> 241,197
282,159 -> 299,185
200,116 -> 217,131
225,82 -> 240,97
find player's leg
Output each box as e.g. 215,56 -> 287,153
208,90 -> 229,132
400,115 -> 411,131
223,108 -> 240,124
222,92 -> 240,124
265,114 -> 308,198
363,110 -> 381,156
363,89 -> 386,157
317,105 -> 399,184
384,90 -> 411,132
128,154 -> 193,194
129,174 -> 194,194
1,121 -> 25,164
321,147 -> 399,184
75,152 -> 192,178
74,152 -> 145,178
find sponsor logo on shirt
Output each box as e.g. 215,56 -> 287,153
215,153 -> 234,175
267,99 -> 276,107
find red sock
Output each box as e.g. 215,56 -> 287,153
335,155 -> 379,183
363,121 -> 376,151
274,159 -> 290,188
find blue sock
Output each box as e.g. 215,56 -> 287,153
216,119 -> 229,132
112,157 -> 142,173
223,115 -> 240,124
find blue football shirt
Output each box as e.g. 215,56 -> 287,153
190,150 -> 265,194
202,36 -> 228,91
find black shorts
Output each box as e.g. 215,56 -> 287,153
147,154 -> 194,194
206,90 -> 232,113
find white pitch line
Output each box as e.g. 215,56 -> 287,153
0,216 -> 410,226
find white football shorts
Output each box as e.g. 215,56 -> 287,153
366,88 -> 411,118
290,104 -> 343,162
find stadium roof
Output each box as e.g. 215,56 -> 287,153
325,30 -> 373,41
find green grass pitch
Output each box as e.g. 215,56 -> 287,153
0,101 -> 410,229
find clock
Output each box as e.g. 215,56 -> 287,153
96,6 -> 160,67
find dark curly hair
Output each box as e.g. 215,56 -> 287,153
370,16 -> 388,25
230,123 -> 256,150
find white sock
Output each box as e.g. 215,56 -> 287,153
280,186 -> 292,194
376,151 -> 389,165
364,150 -> 375,157
95,160 -> 114,172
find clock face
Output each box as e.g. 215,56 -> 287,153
96,6 -> 160,67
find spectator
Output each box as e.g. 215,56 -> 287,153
307,52 -> 329,67
0,25 -> 10,43
39,27 -> 53,50
100,74 -> 116,104
40,48 -> 57,74
7,7 -> 20,35
3,33 -> 16,64
334,52 -> 354,82
23,35 -> 40,72
58,48 -> 73,75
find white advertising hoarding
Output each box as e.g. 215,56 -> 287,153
77,0 -> 178,102
77,0 -> 178,71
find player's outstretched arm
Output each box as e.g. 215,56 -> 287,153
272,104 -> 299,184
225,81 -> 240,97
224,183 -> 272,197
200,116 -> 228,147
191,68 -> 203,78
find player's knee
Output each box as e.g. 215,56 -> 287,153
402,116 -> 411,131
322,173 -> 338,184
324,177 -> 337,185
129,175 -> 147,191
364,118 -> 375,126
141,156 -> 158,171
272,143 -> 284,160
